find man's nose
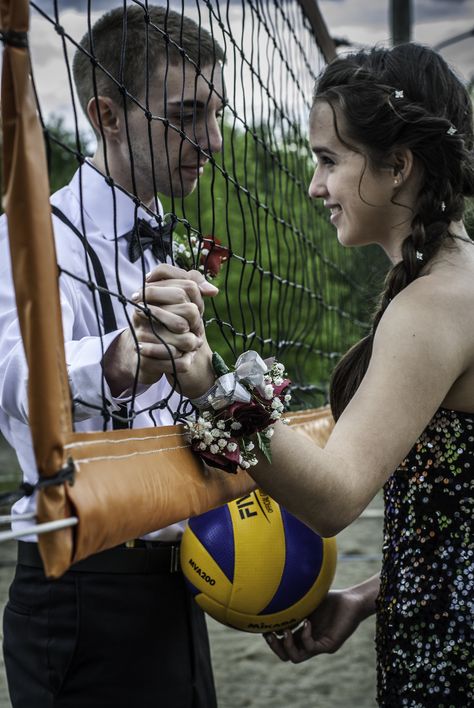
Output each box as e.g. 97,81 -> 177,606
205,114 -> 222,155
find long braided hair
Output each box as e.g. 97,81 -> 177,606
314,44 -> 474,421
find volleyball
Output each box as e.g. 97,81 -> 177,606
180,490 -> 337,633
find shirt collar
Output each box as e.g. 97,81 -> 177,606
69,160 -> 164,240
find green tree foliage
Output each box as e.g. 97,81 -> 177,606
44,116 -> 88,194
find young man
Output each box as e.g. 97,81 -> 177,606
0,6 -> 224,707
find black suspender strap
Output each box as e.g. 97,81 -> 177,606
51,204 -> 129,429
51,205 -> 118,333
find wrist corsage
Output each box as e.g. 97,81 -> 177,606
183,351 -> 291,473
173,231 -> 229,280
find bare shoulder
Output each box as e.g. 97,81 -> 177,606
374,269 -> 474,370
324,266 -> 474,500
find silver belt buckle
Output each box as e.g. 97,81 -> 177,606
170,544 -> 180,573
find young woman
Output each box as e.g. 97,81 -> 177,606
139,43 -> 473,704
251,44 -> 474,705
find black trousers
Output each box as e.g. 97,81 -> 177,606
3,548 -> 217,708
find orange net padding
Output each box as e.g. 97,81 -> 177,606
1,0 -> 335,579
43,408 -> 334,578
1,0 -> 73,561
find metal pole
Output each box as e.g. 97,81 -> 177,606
390,0 -> 412,45
0,517 -> 79,543
297,0 -> 337,63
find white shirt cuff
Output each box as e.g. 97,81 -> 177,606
66,330 -> 151,421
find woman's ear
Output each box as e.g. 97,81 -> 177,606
390,147 -> 415,187
87,95 -> 121,142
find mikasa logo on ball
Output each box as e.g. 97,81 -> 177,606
247,620 -> 298,630
259,493 -> 274,514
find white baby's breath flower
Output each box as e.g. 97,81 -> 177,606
177,243 -> 186,253
201,248 -> 209,256
284,394 -> 291,403
216,420 -> 226,429
264,384 -> 274,399
271,411 -> 280,420
231,421 -> 242,431
210,444 -> 219,454
271,398 -> 283,410
198,442 -> 207,451
264,426 -> 274,438
273,377 -> 283,387
240,460 -> 250,469
274,363 -> 285,374
212,428 -> 221,438
218,439 -> 227,448
227,442 -> 237,452
246,441 -> 254,451
203,432 -> 213,445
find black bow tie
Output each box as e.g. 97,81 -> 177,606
123,218 -> 175,263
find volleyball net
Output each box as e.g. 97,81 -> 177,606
0,0 -> 382,575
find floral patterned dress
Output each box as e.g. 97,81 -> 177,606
376,408 -> 473,707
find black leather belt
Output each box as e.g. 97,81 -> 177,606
18,540 -> 182,575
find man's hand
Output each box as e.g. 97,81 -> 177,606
103,265 -> 218,395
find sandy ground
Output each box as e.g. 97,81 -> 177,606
0,441 -> 383,708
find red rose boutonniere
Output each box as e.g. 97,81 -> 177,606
173,232 -> 229,280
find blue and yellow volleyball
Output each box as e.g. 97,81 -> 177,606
180,490 -> 337,633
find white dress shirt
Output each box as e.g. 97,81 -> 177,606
0,160 -> 186,540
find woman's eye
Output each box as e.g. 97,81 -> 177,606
319,155 -> 334,166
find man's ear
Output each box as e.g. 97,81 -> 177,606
87,95 -> 121,141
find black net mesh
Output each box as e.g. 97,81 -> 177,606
27,0 -> 386,430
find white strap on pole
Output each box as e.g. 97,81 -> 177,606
0,516 -> 78,543
0,512 -> 36,523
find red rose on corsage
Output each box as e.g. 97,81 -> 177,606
191,436 -> 241,474
200,236 -> 229,278
223,400 -> 274,437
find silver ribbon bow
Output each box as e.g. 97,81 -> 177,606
193,351 -> 270,411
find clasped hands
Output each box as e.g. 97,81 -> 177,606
103,264 -> 217,396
